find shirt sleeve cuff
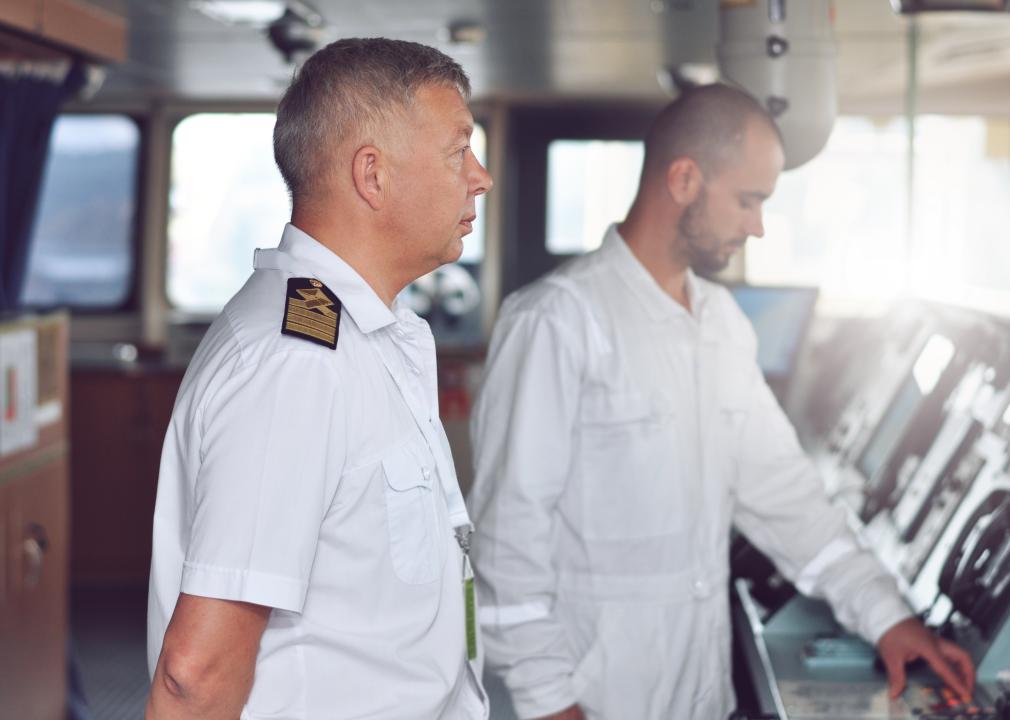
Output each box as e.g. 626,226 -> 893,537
857,577 -> 915,645
181,561 -> 308,612
510,677 -> 578,720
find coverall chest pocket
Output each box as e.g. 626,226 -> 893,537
381,442 -> 443,585
577,389 -> 684,542
717,400 -> 748,449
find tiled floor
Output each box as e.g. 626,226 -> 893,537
71,586 -> 150,720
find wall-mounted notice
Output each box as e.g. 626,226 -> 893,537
35,321 -> 63,428
0,329 -> 39,457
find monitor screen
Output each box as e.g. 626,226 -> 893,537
729,285 -> 819,378
857,373 -> 924,482
856,334 -> 957,481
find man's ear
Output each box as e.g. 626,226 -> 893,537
665,158 -> 703,206
351,145 -> 385,211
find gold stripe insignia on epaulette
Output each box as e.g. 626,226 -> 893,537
281,278 -> 341,349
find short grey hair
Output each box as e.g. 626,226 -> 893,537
273,37 -> 471,203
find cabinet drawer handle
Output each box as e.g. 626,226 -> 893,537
22,523 -> 49,589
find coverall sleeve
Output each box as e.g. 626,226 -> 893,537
732,367 -> 913,645
468,304 -> 586,719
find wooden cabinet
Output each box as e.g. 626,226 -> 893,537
1,458 -> 69,719
0,313 -> 69,720
70,367 -> 183,586
0,0 -> 126,62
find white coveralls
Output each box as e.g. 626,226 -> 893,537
148,224 -> 487,719
468,226 -> 912,720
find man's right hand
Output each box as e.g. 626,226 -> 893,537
534,705 -> 587,720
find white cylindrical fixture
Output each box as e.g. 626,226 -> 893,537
717,0 -> 837,169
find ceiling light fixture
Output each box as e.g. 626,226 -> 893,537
444,20 -> 487,45
267,3 -> 326,64
656,62 -> 721,95
190,0 -> 287,26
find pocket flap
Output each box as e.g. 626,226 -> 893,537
580,390 -> 666,425
381,443 -> 435,491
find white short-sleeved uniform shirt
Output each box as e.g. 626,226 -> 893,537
148,224 -> 487,720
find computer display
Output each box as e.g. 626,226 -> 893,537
729,285 -> 819,379
856,373 -> 924,482
856,334 -> 957,483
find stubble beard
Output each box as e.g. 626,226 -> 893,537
678,193 -> 732,278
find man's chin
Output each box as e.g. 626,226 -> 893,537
694,243 -> 745,276
439,236 -> 465,266
689,253 -> 731,277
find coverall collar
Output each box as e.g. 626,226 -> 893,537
602,223 -> 708,323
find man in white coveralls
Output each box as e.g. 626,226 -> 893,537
468,83 -> 974,720
146,38 -> 492,719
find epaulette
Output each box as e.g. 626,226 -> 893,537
281,278 -> 342,349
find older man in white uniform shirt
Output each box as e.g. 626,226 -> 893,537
146,38 -> 492,719
468,85 -> 973,720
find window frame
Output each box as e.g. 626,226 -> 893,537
544,136 -> 646,256
164,109 -> 292,317
503,101 -> 663,296
22,111 -> 147,315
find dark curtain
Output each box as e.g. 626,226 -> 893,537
0,61 -> 85,311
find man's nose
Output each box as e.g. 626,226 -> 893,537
748,210 -> 765,239
470,156 -> 493,197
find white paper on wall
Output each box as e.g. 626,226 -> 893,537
0,329 -> 39,457
35,400 -> 63,427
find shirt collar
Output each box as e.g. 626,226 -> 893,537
600,223 -> 707,323
254,223 -> 397,334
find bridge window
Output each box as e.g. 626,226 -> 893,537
167,113 -> 288,313
23,114 -> 140,309
749,115 -> 1010,313
545,139 -> 644,255
167,113 -> 488,324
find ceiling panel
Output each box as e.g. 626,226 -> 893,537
84,0 -> 1010,114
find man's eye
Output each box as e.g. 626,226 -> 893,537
459,146 -> 470,157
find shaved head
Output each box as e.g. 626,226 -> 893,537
619,83 -> 785,282
643,83 -> 782,181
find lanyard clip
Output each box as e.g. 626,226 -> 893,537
454,525 -> 473,555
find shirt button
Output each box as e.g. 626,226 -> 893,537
422,468 -> 431,481
692,579 -> 709,598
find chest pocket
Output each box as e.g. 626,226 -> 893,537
381,442 -> 445,585
580,389 -> 671,427
576,389 -> 686,542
